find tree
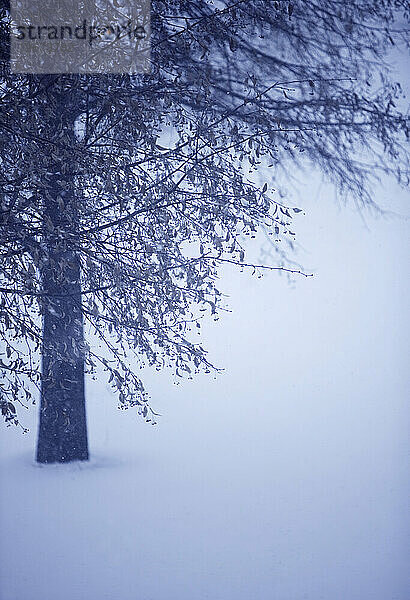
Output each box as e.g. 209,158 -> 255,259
0,1 -> 408,462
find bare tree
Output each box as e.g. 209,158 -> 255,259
0,0 -> 408,462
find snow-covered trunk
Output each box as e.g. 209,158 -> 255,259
36,79 -> 88,463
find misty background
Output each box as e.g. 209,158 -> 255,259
1,167 -> 408,599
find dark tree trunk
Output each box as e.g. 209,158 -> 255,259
36,249 -> 89,463
36,76 -> 88,463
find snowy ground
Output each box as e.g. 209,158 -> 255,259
1,184 -> 409,600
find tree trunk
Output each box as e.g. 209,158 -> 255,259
36,77 -> 88,463
36,248 -> 89,463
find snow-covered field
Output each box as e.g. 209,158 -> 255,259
1,188 -> 408,600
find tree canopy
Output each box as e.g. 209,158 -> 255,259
0,0 -> 408,432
